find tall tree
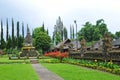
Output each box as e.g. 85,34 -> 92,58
1,19 -> 3,43
1,19 -> 3,49
0,19 -> 6,49
72,25 -> 74,39
12,18 -> 15,48
42,23 -> 45,32
47,28 -> 49,35
70,25 -> 72,39
17,21 -> 19,48
74,20 -> 77,39
53,16 -> 64,44
6,18 -> 9,41
63,27 -> 68,40
22,22 -> 24,38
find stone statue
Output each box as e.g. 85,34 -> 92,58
80,38 -> 86,57
102,33 -> 113,62
102,33 -> 113,52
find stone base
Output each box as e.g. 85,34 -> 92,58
20,46 -> 39,58
30,59 -> 39,64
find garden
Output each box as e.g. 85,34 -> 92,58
0,56 -> 39,80
0,17 -> 120,80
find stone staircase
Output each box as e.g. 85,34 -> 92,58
30,59 -> 39,64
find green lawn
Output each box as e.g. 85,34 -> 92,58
42,63 -> 120,80
0,57 -> 30,63
0,64 -> 39,80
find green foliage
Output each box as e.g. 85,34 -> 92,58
35,32 -> 51,52
32,27 -> 47,38
18,35 -> 24,49
33,27 -> 51,53
55,32 -> 61,44
6,35 -> 12,49
115,31 -> 120,39
78,19 -> 108,42
6,48 -> 13,54
37,49 -> 43,54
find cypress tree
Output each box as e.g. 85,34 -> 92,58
6,18 -> 9,41
1,19 -> 3,49
70,25 -> 72,39
22,22 -> 24,38
63,27 -> 68,40
72,25 -> 74,39
47,28 -> 49,35
42,23 -> 45,32
1,19 -> 6,49
17,21 -> 19,48
12,18 -> 15,48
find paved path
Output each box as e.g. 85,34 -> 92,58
32,64 -> 64,80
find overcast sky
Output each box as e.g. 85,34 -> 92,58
0,0 -> 120,37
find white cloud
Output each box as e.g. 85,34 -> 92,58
1,0 -> 120,35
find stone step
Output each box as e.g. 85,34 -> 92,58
30,59 -> 39,64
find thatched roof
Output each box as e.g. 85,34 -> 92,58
113,38 -> 120,46
55,39 -> 81,50
55,39 -> 71,49
92,39 -> 103,49
70,40 -> 81,49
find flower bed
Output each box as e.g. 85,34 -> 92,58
40,57 -> 120,75
44,51 -> 68,62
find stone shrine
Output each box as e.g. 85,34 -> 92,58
20,27 -> 39,58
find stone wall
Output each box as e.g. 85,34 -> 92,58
69,50 -> 120,61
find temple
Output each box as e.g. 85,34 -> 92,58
20,27 -> 39,58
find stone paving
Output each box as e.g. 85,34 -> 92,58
32,64 -> 64,80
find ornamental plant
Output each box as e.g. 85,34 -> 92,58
44,51 -> 68,62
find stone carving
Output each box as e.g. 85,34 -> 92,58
24,27 -> 32,46
102,33 -> 113,62
20,27 -> 39,58
80,38 -> 86,57
102,33 -> 113,53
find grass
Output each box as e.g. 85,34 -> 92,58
0,64 -> 39,80
42,63 -> 120,80
0,57 -> 30,63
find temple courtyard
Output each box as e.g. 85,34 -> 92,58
0,57 -> 120,80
